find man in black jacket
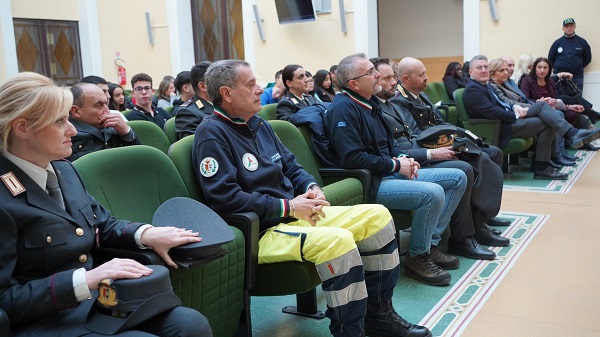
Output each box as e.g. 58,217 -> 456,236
372,57 -> 507,259
67,83 -> 140,161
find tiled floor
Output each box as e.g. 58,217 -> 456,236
250,150 -> 600,337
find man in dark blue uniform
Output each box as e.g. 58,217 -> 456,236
548,18 -> 592,90
175,61 -> 214,139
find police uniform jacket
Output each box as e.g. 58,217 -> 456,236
67,119 -> 141,161
275,90 -> 317,121
391,85 -> 456,130
192,108 -> 317,232
0,156 -> 144,331
323,88 -> 406,201
175,95 -> 214,140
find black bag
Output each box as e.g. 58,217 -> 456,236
556,78 -> 581,97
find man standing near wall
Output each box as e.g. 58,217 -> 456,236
548,18 -> 592,91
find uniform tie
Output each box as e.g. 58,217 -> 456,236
47,171 -> 65,210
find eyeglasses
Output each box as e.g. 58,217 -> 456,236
473,65 -> 489,71
133,86 -> 153,93
347,67 -> 375,82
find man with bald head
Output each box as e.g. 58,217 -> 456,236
381,56 -> 509,257
67,83 -> 140,161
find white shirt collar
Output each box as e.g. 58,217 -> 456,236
2,151 -> 54,191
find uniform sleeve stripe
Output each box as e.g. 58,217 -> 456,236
280,199 -> 289,217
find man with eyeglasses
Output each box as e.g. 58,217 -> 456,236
127,73 -> 172,129
464,55 -> 600,180
324,54 -> 468,289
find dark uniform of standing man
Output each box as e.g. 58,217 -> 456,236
548,18 -> 592,91
175,61 -> 214,139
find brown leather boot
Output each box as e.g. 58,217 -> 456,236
404,253 -> 451,286
430,245 -> 460,270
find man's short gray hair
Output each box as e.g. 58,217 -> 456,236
470,55 -> 488,64
205,60 -> 250,106
336,53 -> 368,88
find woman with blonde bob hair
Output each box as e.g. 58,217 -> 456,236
0,72 -> 211,336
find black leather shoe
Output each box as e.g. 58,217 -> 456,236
548,160 -> 562,169
551,157 -> 576,167
561,151 -> 579,161
447,237 -> 496,260
582,143 -> 600,151
533,167 -> 568,180
487,217 -> 511,227
365,300 -> 433,337
569,128 -> 600,148
474,225 -> 510,247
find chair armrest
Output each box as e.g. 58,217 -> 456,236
0,308 -> 10,337
318,168 -> 372,204
439,101 -> 456,107
221,212 -> 260,291
93,247 -> 164,266
463,119 -> 501,147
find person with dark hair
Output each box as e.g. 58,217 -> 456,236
107,82 -> 129,111
174,61 -> 214,139
383,56 -> 508,258
67,83 -> 140,161
442,61 -> 466,98
127,73 -> 172,129
0,72 -> 211,337
305,70 -> 321,102
194,59 -> 433,337
172,70 -> 193,115
275,64 -> 317,121
313,69 -> 336,102
80,75 -> 110,101
260,70 -> 285,105
329,64 -> 341,94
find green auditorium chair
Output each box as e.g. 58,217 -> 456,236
257,103 -> 277,120
169,135 -> 326,337
454,88 -> 534,172
127,120 -> 171,154
163,105 -> 175,117
164,116 -> 178,144
73,146 -> 246,337
430,81 -> 460,126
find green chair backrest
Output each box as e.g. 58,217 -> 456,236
121,109 -> 132,118
423,83 -> 440,104
127,120 -> 171,154
73,146 -> 189,223
164,117 -> 178,144
163,105 -> 175,117
257,103 -> 277,120
453,89 -> 471,123
268,120 -> 325,186
432,81 -> 452,102
169,135 -> 205,202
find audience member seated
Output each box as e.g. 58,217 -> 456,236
172,70 -> 194,116
127,73 -> 172,129
275,64 -> 317,121
329,64 -> 342,94
156,76 -> 176,109
464,55 -> 600,180
193,59 -> 432,337
442,62 -> 466,98
462,61 -> 471,82
313,69 -> 336,102
80,75 -> 110,101
107,82 -> 128,112
489,58 -> 578,166
260,70 -> 284,105
305,70 -> 322,103
512,53 -> 536,87
0,72 -> 211,337
67,83 -> 140,161
386,56 -> 508,252
175,61 -> 214,140
325,53 -> 468,286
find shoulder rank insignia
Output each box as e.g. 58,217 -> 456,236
1,172 -> 25,196
195,100 -> 204,109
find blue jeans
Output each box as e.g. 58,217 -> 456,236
375,168 -> 466,256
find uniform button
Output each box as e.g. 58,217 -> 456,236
79,254 -> 88,263
78,145 -> 83,149
46,236 -> 52,244
93,214 -> 97,219
76,228 -> 84,236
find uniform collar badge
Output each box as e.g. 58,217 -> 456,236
1,172 -> 26,196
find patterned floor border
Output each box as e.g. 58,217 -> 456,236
503,150 -> 595,194
418,212 -> 549,337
